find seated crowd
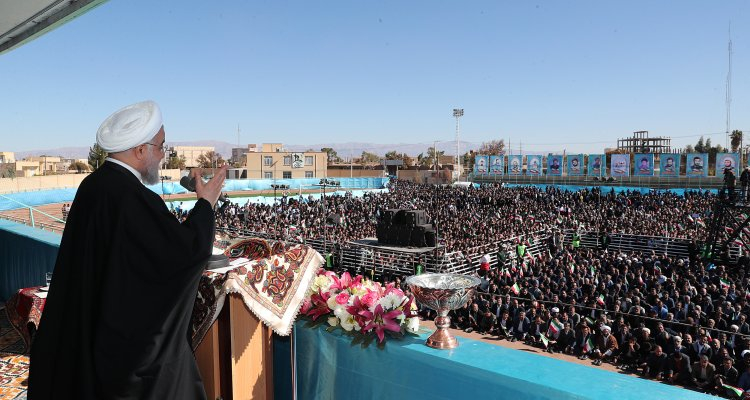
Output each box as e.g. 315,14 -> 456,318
434,244 -> 750,397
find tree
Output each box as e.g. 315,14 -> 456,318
0,163 -> 15,178
88,143 -> 107,171
731,130 -> 743,153
165,154 -> 187,170
321,147 -> 342,164
477,139 -> 505,155
359,151 -> 380,165
68,161 -> 90,173
694,137 -> 706,154
196,151 -> 225,169
384,150 -> 413,167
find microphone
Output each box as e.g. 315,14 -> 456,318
179,176 -> 196,192
179,176 -> 229,209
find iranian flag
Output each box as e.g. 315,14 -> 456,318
654,265 -> 661,275
687,215 -> 694,223
548,320 -> 563,336
582,337 -> 595,353
568,264 -> 575,274
540,333 -> 550,348
585,316 -> 595,326
720,278 -> 731,288
721,384 -> 745,398
726,227 -> 735,234
696,219 -> 706,228
590,265 -> 596,276
510,283 -> 520,295
596,294 -> 605,305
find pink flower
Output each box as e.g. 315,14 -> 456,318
328,271 -> 353,291
335,291 -> 350,305
300,298 -> 313,314
360,290 -> 380,309
307,290 -> 332,321
383,283 -> 404,297
346,296 -> 370,327
401,295 -> 418,318
361,304 -> 403,343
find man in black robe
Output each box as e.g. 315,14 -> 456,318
29,101 -> 228,399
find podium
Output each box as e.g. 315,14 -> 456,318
190,238 -> 323,400
195,293 -> 274,400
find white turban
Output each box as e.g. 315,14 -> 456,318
96,100 -> 162,152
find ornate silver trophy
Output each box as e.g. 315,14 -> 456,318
406,273 -> 482,349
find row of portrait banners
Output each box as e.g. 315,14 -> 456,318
473,153 -> 742,177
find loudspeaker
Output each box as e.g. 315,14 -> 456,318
425,230 -> 437,247
384,209 -> 401,225
394,209 -> 407,225
410,225 -> 427,247
405,210 -> 427,226
397,225 -> 412,246
326,213 -> 342,225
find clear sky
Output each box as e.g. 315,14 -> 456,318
1,0 -> 748,155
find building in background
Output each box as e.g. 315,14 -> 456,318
236,143 -> 327,180
617,131 -> 673,154
231,144 -> 258,165
169,146 -> 215,168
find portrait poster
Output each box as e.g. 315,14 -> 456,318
489,155 -> 504,175
567,154 -> 584,176
587,154 -> 605,177
610,154 -> 630,177
526,155 -> 542,176
473,155 -> 488,175
547,155 -> 563,176
508,155 -> 522,176
716,153 -> 739,176
686,153 -> 707,178
658,153 -> 680,177
633,153 -> 654,176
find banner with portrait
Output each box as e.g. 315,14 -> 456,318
508,155 -> 522,176
526,155 -> 542,176
633,153 -> 654,176
658,153 -> 680,177
567,154 -> 584,176
716,153 -> 739,176
686,153 -> 707,177
610,154 -> 630,177
587,154 -> 605,177
489,155 -> 504,175
473,155 -> 488,175
547,155 -> 563,176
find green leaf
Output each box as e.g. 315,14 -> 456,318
351,334 -> 364,346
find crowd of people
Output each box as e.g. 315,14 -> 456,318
206,179 -> 750,395
212,180 -> 716,256
425,242 -> 750,397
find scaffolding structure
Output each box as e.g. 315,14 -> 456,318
616,131 -> 673,154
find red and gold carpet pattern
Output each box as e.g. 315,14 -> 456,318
0,307 -> 28,399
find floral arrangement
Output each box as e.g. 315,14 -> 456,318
300,269 -> 420,347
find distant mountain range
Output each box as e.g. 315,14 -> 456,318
15,140 -> 488,160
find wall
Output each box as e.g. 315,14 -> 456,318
0,169 -> 181,194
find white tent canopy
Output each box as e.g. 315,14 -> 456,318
0,0 -> 107,55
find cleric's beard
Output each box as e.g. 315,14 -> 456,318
141,151 -> 161,185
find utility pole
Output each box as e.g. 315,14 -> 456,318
453,108 -> 464,181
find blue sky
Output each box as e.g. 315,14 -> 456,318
1,0 -> 748,155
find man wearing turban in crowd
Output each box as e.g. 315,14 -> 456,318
29,101 -> 228,399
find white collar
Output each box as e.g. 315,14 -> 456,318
106,157 -> 143,183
